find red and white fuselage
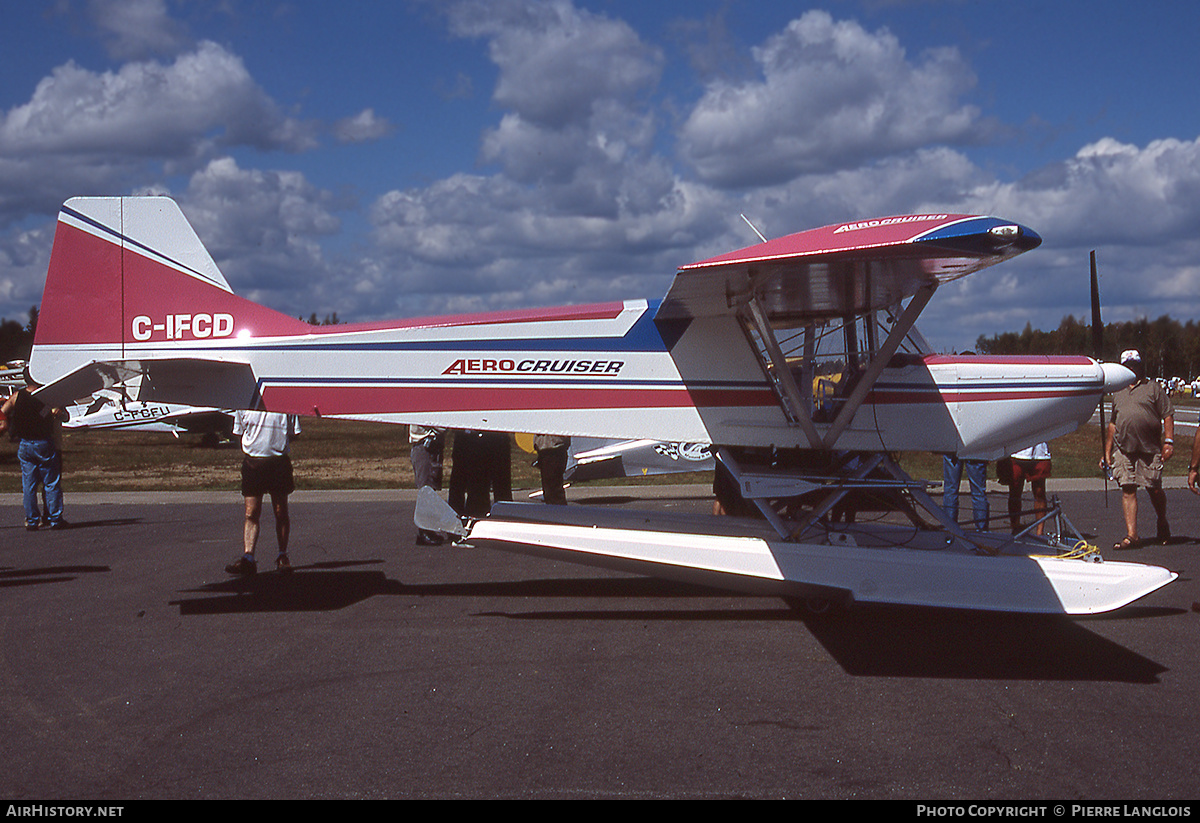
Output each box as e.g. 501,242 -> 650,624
30,197 -> 1127,459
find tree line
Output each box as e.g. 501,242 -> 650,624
976,314 -> 1200,380
0,307 -> 37,365
303,312 -> 342,326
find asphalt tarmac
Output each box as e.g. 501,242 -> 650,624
1,480 -> 1198,800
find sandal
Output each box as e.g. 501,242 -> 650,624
1114,537 -> 1138,550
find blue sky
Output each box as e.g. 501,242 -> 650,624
2,0 -> 1199,353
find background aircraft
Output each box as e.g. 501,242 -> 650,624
514,433 -> 713,483
62,389 -> 232,443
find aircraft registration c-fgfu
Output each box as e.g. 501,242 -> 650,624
62,390 -> 232,441
29,197 -> 1176,614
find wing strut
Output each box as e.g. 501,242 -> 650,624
821,284 -> 936,449
740,296 -> 825,449
717,447 -> 991,552
786,452 -> 886,537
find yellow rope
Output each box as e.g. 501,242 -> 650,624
1033,539 -> 1101,561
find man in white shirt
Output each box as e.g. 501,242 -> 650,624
225,410 -> 302,574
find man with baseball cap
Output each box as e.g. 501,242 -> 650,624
1102,349 -> 1174,548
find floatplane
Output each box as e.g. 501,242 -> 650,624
26,197 -> 1176,614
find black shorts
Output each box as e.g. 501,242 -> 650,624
241,454 -> 295,498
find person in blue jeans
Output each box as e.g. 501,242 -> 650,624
1,369 -> 68,530
943,454 -> 989,531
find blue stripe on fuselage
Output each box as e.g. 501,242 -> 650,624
240,300 -> 689,354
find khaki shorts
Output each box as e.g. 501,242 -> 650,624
1112,450 -> 1163,489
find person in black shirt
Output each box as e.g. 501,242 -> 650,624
1,369 -> 68,530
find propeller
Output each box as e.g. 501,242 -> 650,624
1090,251 -> 1102,362
1091,250 -> 1110,502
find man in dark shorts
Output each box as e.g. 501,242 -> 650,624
998,442 -> 1051,535
226,410 -> 302,574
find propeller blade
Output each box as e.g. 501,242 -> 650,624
1091,250 -> 1110,503
1090,250 -> 1102,358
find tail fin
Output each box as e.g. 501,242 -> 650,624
31,196 -> 309,385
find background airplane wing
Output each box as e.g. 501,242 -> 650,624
564,437 -> 714,481
34,358 -> 259,411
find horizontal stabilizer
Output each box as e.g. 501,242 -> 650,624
34,358 -> 259,410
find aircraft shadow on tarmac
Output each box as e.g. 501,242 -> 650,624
470,579 -> 1176,684
0,564 -> 110,589
795,604 -> 1174,683
168,561 -> 1173,684
170,559 -> 403,615
169,566 -> 708,616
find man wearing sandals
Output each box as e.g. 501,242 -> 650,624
1102,350 -> 1173,548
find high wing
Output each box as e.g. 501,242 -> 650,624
27,196 -> 1174,615
656,214 -> 1033,321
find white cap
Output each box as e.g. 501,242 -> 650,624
1120,349 -> 1141,364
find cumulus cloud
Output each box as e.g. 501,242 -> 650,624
958,136 -> 1200,245
1,41 -> 314,157
364,164 -> 725,321
0,40 -> 318,226
899,135 -> 1200,342
444,0 -> 665,203
333,108 -> 395,144
4,0 -> 1199,354
678,10 -> 989,188
447,0 -> 663,130
87,0 -> 189,60
176,157 -> 341,301
0,222 -> 56,321
361,3 -> 1022,329
362,0 -> 722,317
362,4 -> 1028,323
